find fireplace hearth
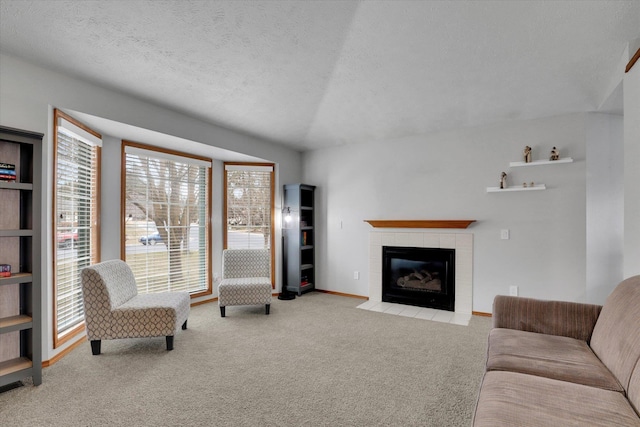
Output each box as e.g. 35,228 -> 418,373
382,246 -> 455,311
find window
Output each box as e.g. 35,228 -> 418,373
224,163 -> 274,285
53,109 -> 101,348
123,142 -> 211,297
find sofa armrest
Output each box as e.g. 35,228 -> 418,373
492,295 -> 602,342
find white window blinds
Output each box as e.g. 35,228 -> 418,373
54,114 -> 101,340
224,163 -> 274,250
124,144 -> 211,295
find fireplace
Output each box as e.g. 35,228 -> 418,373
369,231 -> 472,314
382,246 -> 455,311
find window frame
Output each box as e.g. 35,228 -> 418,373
121,140 -> 212,298
52,109 -> 102,348
223,162 -> 275,288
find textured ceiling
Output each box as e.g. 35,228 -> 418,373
1,1 -> 639,151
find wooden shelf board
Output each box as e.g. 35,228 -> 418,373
0,182 -> 32,191
0,272 -> 33,286
0,229 -> 33,237
364,220 -> 476,229
0,357 -> 32,376
0,314 -> 32,329
487,184 -> 546,193
509,158 -> 573,167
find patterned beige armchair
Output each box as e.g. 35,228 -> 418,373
80,260 -> 190,355
218,249 -> 272,317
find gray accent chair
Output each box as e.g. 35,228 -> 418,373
218,249 -> 272,317
80,260 -> 190,355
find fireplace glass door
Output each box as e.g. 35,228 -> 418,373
382,246 -> 455,311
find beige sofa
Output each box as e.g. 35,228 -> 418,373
473,275 -> 640,426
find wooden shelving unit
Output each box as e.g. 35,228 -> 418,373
0,125 -> 42,387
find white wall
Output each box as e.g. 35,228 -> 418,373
303,114 -> 589,313
624,56 -> 640,278
100,136 -> 123,261
0,53 -> 302,361
586,113 -> 624,303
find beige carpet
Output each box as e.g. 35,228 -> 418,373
0,292 -> 491,426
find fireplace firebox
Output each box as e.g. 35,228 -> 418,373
382,246 -> 455,311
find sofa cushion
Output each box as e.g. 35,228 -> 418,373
492,295 -> 602,342
473,371 -> 640,427
591,275 -> 640,393
630,362 -> 640,417
486,328 -> 623,393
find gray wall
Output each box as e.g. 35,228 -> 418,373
0,53 -> 302,360
586,113 -> 624,303
624,55 -> 640,278
302,113 -> 613,313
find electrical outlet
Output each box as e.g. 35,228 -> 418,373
509,286 -> 518,296
353,271 -> 359,280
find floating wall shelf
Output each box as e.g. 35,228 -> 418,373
509,158 -> 573,168
487,184 -> 546,193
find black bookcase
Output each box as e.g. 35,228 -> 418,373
283,184 -> 316,295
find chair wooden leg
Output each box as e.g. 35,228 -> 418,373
181,320 -> 187,330
166,336 -> 174,351
266,304 -> 270,315
220,306 -> 226,317
90,340 -> 101,355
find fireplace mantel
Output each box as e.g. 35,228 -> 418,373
364,220 -> 475,229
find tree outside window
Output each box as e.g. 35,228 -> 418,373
123,142 -> 211,296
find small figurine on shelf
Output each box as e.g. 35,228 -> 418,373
550,146 -> 560,161
0,264 -> 11,277
523,182 -> 527,188
523,146 -> 532,163
530,182 -> 535,187
500,172 -> 508,189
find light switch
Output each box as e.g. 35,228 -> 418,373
501,229 -> 510,240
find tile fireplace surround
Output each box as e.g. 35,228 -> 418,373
367,231 -> 473,315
